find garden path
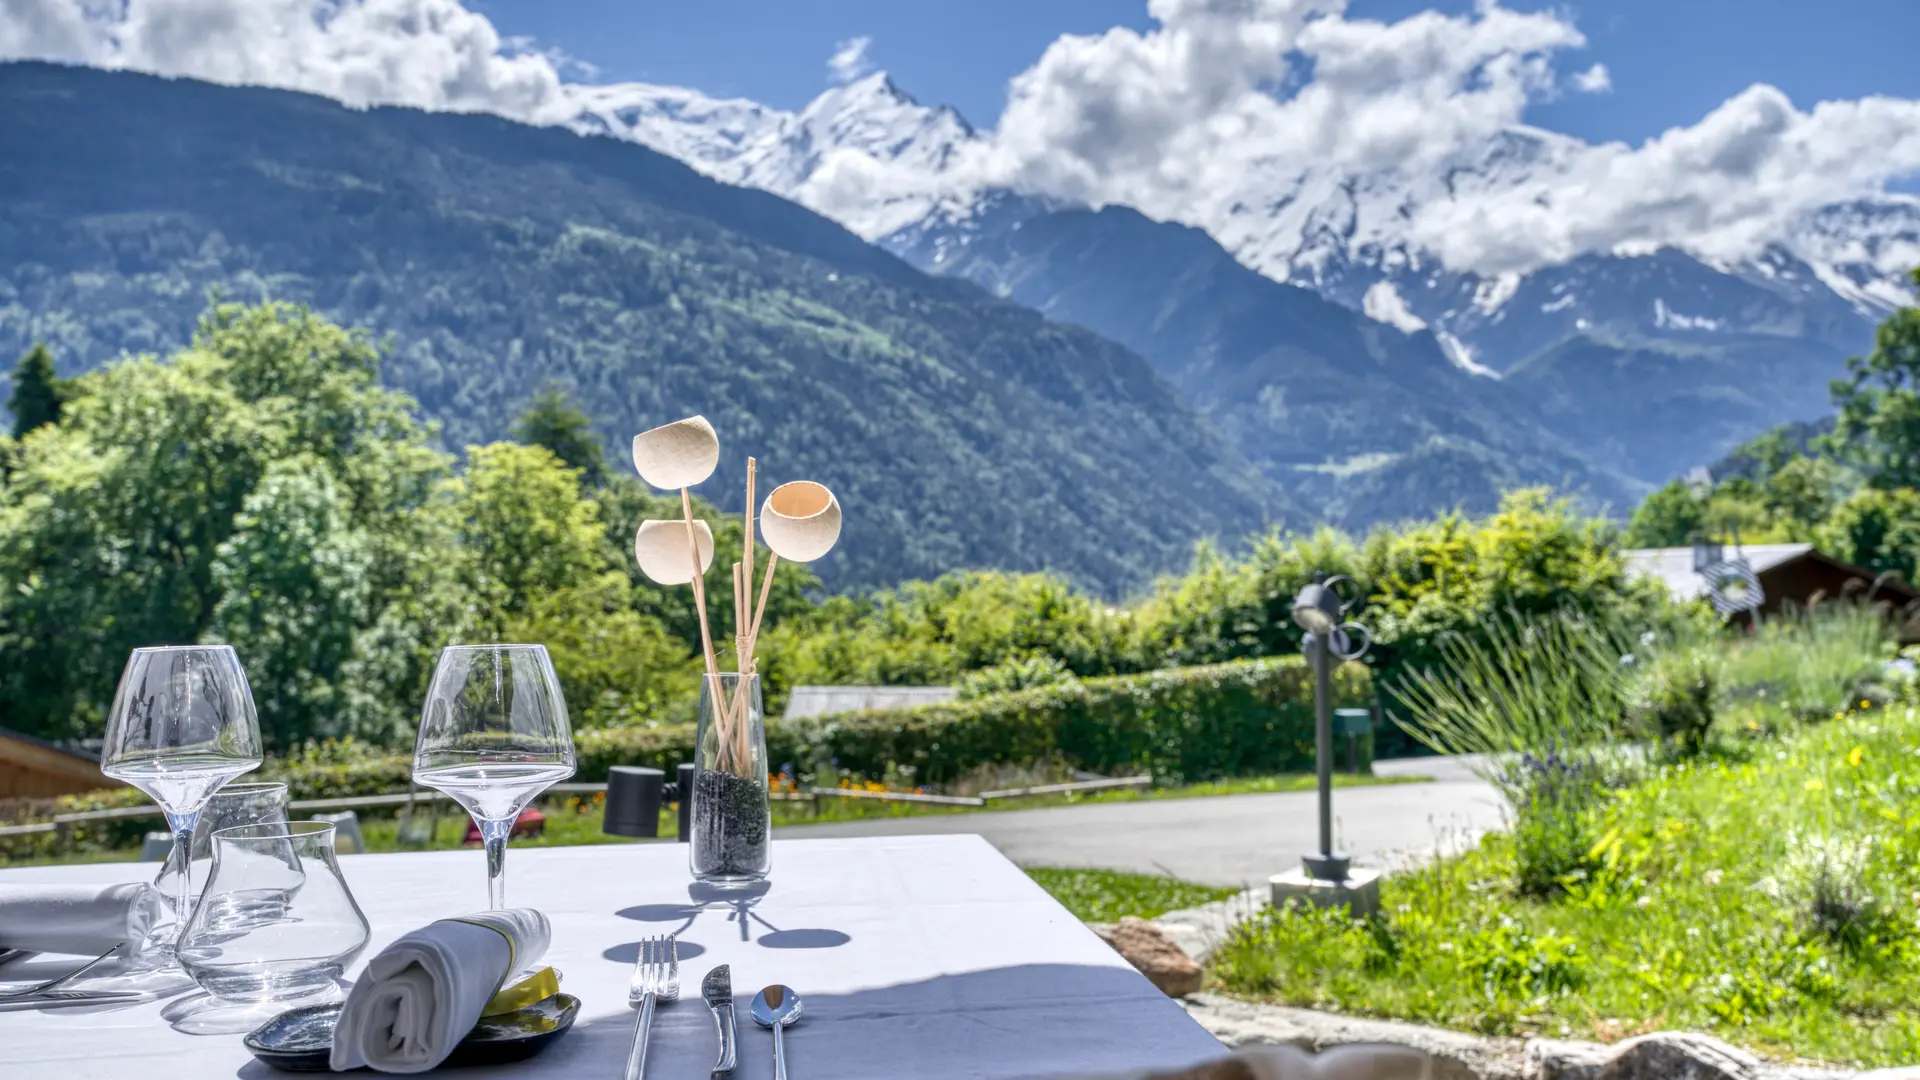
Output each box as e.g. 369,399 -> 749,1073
772,756 -> 1505,887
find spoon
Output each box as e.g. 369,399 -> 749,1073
749,984 -> 803,1080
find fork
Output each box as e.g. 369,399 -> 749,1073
0,944 -> 122,1000
623,935 -> 679,1080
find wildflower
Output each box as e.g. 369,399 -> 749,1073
1849,746 -> 1865,767
1703,869 -> 1724,886
1635,895 -> 1654,910
1805,779 -> 1825,792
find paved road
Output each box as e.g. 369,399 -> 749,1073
772,757 -> 1505,888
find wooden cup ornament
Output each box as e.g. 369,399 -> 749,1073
627,415 -> 843,775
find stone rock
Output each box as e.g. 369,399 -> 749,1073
1592,1032 -> 1760,1080
1185,994 -> 1524,1080
1524,1038 -> 1609,1080
1132,1044 -> 1435,1080
1152,887 -> 1267,964
1100,916 -> 1205,997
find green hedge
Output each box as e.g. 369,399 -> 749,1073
2,656 -> 1369,860
770,655 -> 1371,785
257,655 -> 1367,794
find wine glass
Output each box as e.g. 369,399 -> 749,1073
154,781 -> 289,920
102,645 -> 265,959
412,645 -> 575,909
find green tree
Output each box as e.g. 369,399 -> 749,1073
1624,480 -> 1708,548
512,385 -> 607,488
1830,268 -> 1920,486
1819,487 -> 1920,582
452,442 -> 608,635
1762,457 -> 1853,533
7,344 -> 64,438
0,303 -> 458,744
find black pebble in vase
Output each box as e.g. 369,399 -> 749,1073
691,769 -> 770,881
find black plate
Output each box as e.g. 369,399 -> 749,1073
243,993 -> 580,1072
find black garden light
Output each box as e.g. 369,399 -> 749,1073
1289,574 -> 1370,883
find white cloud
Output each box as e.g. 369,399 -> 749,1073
1571,62 -> 1610,93
1410,86 -> 1920,272
826,35 -> 872,84
0,0 -> 574,121
2,0 -> 1916,279
976,0 -> 1920,274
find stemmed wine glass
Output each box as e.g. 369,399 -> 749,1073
412,645 -> 575,909
102,646 -> 265,960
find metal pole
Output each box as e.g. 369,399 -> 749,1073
1313,632 -> 1333,861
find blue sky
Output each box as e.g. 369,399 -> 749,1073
472,0 -> 1919,146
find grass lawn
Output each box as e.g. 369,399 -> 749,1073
1210,706 -> 1920,1069
1026,866 -> 1237,922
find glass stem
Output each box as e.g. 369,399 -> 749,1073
480,817 -> 513,910
163,809 -> 199,939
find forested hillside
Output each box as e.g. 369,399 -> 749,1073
0,63 -> 1283,593
895,202 -> 1641,525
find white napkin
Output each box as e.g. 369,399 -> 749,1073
330,908 -> 551,1074
0,883 -> 165,956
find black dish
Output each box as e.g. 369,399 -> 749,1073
243,993 -> 580,1072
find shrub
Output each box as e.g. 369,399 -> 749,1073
1721,603 -> 1891,721
0,786 -> 153,861
1507,750 -> 1607,896
1627,646 -> 1718,756
1392,611 -> 1631,895
955,655 -> 1078,700
773,656 -> 1371,786
1765,830 -> 1890,953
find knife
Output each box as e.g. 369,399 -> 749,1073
702,964 -> 737,1075
0,990 -> 148,1012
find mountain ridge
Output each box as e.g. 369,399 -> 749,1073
0,61 -> 1286,595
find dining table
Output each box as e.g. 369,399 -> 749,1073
0,833 -> 1228,1079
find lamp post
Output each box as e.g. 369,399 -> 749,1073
1270,574 -> 1381,915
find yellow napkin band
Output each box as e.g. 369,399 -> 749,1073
481,966 -> 560,1017
444,916 -> 557,1016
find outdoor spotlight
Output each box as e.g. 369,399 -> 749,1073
1291,579 -> 1343,638
604,763 -> 698,841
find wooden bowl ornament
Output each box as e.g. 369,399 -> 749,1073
634,519 -> 715,585
631,415 -> 720,490
759,481 -> 841,563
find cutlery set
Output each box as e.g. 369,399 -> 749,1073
624,935 -> 803,1079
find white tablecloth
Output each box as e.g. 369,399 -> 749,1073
0,835 -> 1224,1079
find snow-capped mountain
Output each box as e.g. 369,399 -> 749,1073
569,72 -> 979,244
565,71 -> 1915,382
562,70 -> 1914,510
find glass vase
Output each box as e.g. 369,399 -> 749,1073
690,673 -> 771,886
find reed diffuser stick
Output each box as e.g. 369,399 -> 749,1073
745,556 -> 779,670
679,489 -> 719,681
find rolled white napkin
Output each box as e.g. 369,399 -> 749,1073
0,882 -> 165,956
330,908 -> 551,1074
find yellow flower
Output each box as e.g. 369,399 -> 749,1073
1805,778 -> 1825,792
1848,746 -> 1865,768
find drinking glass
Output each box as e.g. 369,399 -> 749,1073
154,781 -> 290,919
412,644 -> 576,909
102,645 -> 264,955
176,821 -> 370,1030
